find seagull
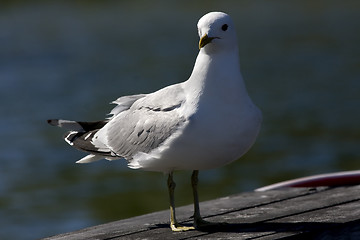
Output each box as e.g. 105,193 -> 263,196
48,11 -> 262,231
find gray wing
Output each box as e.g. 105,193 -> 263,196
102,83 -> 187,160
109,94 -> 146,118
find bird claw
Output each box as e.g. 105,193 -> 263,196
170,222 -> 195,232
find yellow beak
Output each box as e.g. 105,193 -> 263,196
199,34 -> 216,49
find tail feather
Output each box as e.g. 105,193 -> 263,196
47,119 -> 107,131
48,119 -> 115,162
64,130 -> 112,156
76,154 -> 104,164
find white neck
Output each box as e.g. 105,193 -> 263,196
183,48 -> 249,106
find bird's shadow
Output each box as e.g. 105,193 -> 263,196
103,221 -> 360,240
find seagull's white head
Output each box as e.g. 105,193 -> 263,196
197,12 -> 238,53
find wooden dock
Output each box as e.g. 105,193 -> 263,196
44,185 -> 360,239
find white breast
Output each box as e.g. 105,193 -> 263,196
129,47 -> 262,172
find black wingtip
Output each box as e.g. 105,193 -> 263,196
47,119 -> 59,126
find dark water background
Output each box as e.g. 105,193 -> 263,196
0,1 -> 359,239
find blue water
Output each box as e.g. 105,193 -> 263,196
1,1 -> 359,239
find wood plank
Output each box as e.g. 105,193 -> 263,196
43,185 -> 360,239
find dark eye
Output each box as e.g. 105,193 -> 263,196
221,24 -> 228,31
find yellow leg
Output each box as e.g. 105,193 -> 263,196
191,170 -> 227,229
167,172 -> 194,232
